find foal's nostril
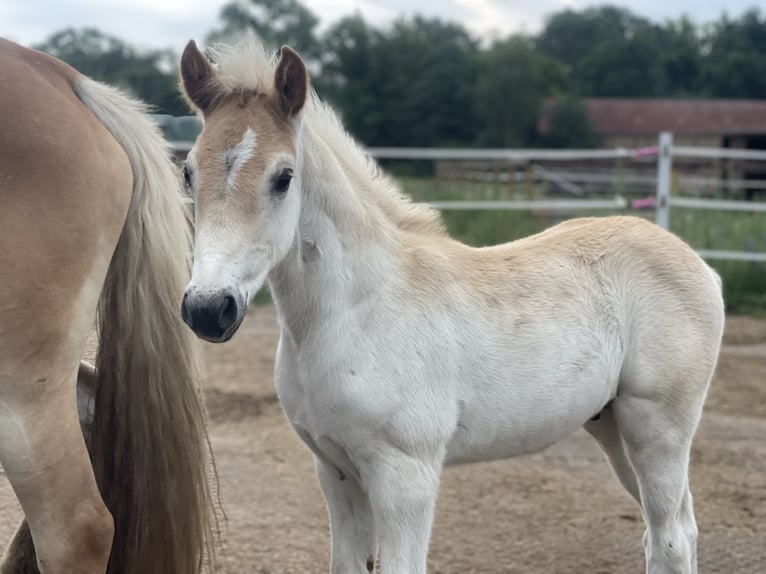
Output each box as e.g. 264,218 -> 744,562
218,294 -> 238,330
180,292 -> 193,329
180,290 -> 242,342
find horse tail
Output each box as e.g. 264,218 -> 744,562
74,76 -> 216,574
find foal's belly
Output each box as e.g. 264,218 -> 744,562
444,397 -> 600,465
443,359 -> 618,465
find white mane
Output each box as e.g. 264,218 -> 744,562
206,43 -> 446,236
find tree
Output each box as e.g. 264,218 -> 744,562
702,9 -> 766,98
539,97 -> 601,148
473,36 -> 565,147
320,16 -> 478,147
658,16 -> 704,97
318,15 -> 381,140
207,0 -> 320,59
537,6 -> 669,97
34,28 -> 187,115
538,7 -> 653,73
576,31 -> 667,97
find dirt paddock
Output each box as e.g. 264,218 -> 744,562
1,307 -> 764,573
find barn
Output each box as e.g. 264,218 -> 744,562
540,98 -> 766,198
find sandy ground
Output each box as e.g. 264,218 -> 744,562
1,308 -> 764,573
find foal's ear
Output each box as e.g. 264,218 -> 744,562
274,46 -> 308,118
180,40 -> 221,113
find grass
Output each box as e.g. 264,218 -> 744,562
672,209 -> 766,313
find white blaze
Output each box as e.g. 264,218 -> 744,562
224,127 -> 257,190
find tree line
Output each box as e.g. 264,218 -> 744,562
34,2 -> 766,148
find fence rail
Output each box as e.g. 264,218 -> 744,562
669,197 -> 766,212
672,146 -> 766,161
171,132 -> 766,263
428,198 -> 628,210
366,147 -> 637,161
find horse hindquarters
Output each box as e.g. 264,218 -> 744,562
599,263 -> 723,574
0,154 -> 129,574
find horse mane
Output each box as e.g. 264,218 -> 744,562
206,43 -> 446,237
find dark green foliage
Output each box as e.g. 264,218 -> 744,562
538,6 -> 766,100
538,6 -> 655,74
538,6 -> 670,97
207,0 -> 321,59
702,9 -> 766,98
33,4 -> 766,147
34,28 -> 189,115
539,97 -> 601,148
659,17 -> 704,96
473,37 -> 565,147
319,16 -> 478,147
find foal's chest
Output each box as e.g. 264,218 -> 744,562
274,337 -> 369,475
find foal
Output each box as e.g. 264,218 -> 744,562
179,41 -> 724,574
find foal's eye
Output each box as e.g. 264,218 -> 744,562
273,169 -> 293,194
182,163 -> 192,188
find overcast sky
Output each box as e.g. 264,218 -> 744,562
1,0 -> 759,51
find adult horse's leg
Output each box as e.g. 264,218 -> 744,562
316,459 -> 377,573
2,362 -> 100,573
584,407 -> 641,505
0,349 -> 113,574
364,450 -> 443,574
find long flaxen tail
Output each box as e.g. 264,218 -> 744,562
74,76 -> 216,573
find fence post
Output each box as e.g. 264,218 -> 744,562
655,131 -> 673,229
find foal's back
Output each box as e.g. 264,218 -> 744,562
402,215 -> 722,335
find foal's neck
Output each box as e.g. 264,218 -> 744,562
268,122 -> 397,343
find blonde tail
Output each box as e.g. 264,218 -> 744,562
75,76 -> 216,574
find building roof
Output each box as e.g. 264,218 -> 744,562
540,98 -> 766,136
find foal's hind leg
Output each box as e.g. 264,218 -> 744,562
585,406 -> 641,505
613,394 -> 702,574
0,520 -> 38,574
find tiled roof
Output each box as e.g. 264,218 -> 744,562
540,98 -> 766,136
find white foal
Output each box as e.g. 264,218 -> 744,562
178,40 -> 724,574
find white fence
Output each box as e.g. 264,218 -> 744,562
170,131 -> 766,263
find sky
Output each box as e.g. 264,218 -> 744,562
0,0 -> 760,52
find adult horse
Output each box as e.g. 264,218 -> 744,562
0,39 -> 214,573
178,40 -> 724,574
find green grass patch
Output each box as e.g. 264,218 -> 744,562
671,208 -> 766,313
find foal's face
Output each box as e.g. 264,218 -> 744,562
179,41 -> 308,342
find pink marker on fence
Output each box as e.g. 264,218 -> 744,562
634,145 -> 659,158
632,197 -> 656,209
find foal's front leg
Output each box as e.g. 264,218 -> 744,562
363,451 -> 443,574
317,459 -> 377,573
